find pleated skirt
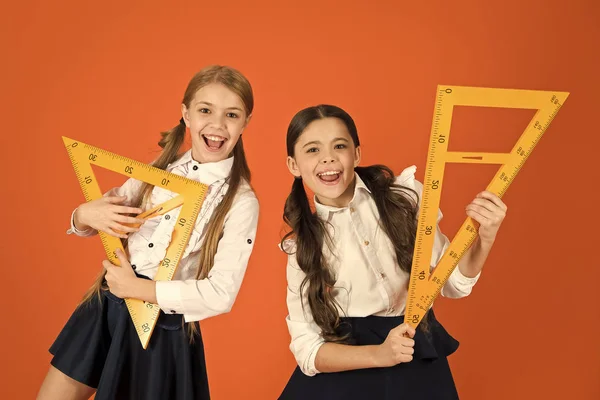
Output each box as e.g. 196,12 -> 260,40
279,310 -> 460,400
49,286 -> 210,400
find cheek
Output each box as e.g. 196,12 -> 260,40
191,116 -> 208,130
298,158 -> 317,177
227,120 -> 245,134
342,152 -> 357,168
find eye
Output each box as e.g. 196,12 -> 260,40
334,144 -> 347,149
226,112 -> 239,118
306,147 -> 318,153
198,108 -> 210,114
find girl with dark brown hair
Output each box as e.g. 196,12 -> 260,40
278,104 -> 507,399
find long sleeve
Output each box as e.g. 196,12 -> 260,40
431,209 -> 481,298
395,169 -> 480,299
283,243 -> 326,377
154,192 -> 259,322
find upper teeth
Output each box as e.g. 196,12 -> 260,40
319,171 -> 340,176
205,135 -> 225,141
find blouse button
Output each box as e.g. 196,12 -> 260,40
364,240 -> 370,246
132,264 -> 137,270
170,310 -> 176,314
164,215 -> 171,220
193,165 -> 199,171
350,207 -> 355,213
148,243 -> 154,248
247,239 -> 252,244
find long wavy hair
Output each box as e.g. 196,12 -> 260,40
281,104 -> 426,341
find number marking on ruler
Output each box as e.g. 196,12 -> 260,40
406,86 -> 569,328
63,137 -> 208,348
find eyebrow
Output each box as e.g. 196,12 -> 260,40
302,137 -> 349,148
195,101 -> 244,112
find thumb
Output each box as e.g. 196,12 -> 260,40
102,259 -> 114,270
395,323 -> 416,338
114,248 -> 132,270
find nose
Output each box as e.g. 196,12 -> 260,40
210,113 -> 226,129
320,148 -> 335,164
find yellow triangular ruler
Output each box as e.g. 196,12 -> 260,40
63,137 -> 208,348
406,86 -> 569,328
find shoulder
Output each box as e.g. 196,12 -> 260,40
279,238 -> 297,254
393,165 -> 418,187
391,165 -> 423,200
228,179 -> 259,215
165,151 -> 191,171
233,179 -> 258,203
279,239 -> 304,278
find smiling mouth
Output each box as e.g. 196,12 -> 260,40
202,134 -> 227,151
317,170 -> 342,184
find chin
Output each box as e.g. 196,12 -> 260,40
312,180 -> 352,206
194,146 -> 232,163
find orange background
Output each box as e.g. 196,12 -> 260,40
1,1 -> 599,399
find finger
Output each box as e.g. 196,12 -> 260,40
401,338 -> 415,348
103,227 -> 128,239
470,198 -> 503,214
104,195 -> 129,204
476,191 -> 507,211
466,208 -> 488,225
113,215 -> 146,226
394,323 -> 416,338
396,354 -> 413,364
113,205 -> 144,215
102,260 -> 114,270
115,248 -> 133,270
400,354 -> 413,363
401,346 -> 415,355
110,222 -> 140,233
466,204 -> 495,221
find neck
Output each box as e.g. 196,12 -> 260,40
316,175 -> 356,208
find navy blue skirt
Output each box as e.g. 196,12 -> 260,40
279,310 -> 460,400
49,284 -> 210,400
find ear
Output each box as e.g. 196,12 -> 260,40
181,104 -> 190,127
240,113 -> 252,135
353,145 -> 362,167
286,156 -> 302,178
244,113 -> 253,127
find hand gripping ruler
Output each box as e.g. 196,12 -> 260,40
63,137 -> 208,348
405,86 -> 569,328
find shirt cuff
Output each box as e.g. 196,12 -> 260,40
155,280 -> 184,315
443,265 -> 481,298
303,341 -> 325,376
66,209 -> 96,236
453,265 -> 481,285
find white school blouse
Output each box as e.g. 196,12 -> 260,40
282,165 -> 481,376
67,150 -> 259,323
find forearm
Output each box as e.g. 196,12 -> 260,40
129,278 -> 158,304
73,207 -> 92,231
458,236 -> 494,278
314,342 -> 382,373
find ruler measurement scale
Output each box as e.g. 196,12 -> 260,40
406,86 -> 568,328
64,137 -> 208,348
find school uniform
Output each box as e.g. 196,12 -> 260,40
49,150 -> 259,400
279,166 -> 481,400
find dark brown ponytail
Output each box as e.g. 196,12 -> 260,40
283,178 -> 344,341
282,104 -> 426,341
